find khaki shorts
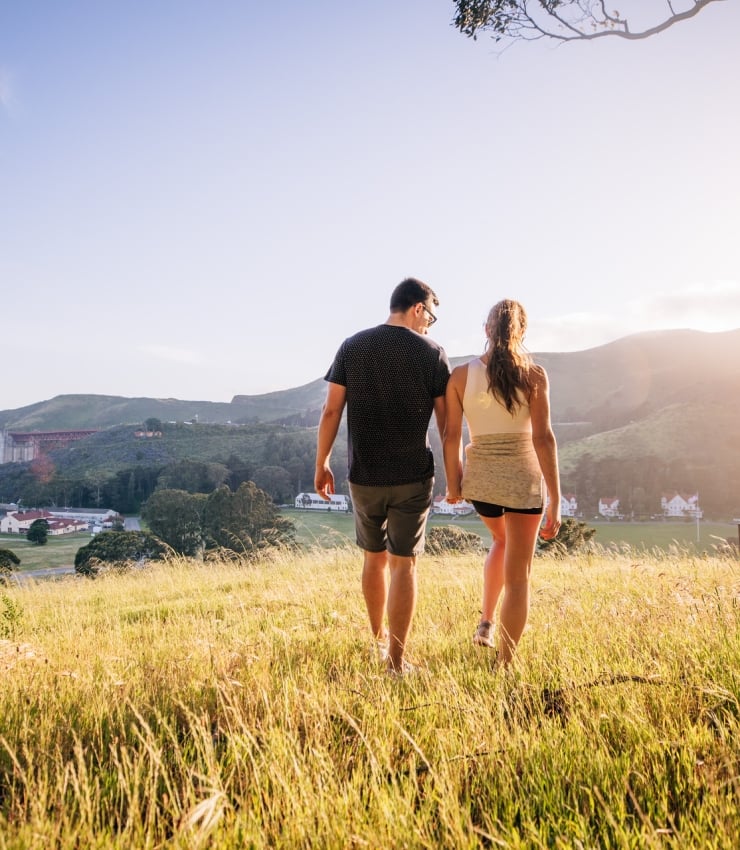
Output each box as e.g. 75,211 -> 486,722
349,479 -> 434,557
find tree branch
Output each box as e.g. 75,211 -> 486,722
453,0 -> 726,43
571,0 -> 723,41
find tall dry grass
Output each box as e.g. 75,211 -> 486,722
1,543 -> 738,848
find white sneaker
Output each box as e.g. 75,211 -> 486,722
371,630 -> 390,664
373,638 -> 390,664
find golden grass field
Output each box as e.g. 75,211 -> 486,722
1,543 -> 738,848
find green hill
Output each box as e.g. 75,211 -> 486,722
0,380 -> 328,432
1,329 -> 739,517
2,328 -> 738,437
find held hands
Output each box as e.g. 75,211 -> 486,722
314,466 -> 335,501
539,506 -> 562,540
445,488 -> 463,504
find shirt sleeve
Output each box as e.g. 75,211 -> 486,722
432,347 -> 451,398
324,341 -> 347,386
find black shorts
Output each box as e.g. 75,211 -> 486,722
471,500 -> 543,519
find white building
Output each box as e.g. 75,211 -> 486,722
294,492 -> 350,511
561,494 -> 578,517
0,510 -> 87,535
1,510 -> 54,534
47,507 -> 120,525
661,492 -> 703,518
598,497 -> 622,519
48,518 -> 89,535
432,496 -> 475,516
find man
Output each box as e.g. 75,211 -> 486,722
315,278 -> 450,675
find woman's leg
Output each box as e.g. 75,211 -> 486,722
478,514 -> 506,623
498,512 -> 542,666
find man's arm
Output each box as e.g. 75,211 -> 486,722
442,366 -> 466,501
314,381 -> 347,500
433,394 -> 447,446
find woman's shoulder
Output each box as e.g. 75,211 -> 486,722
449,361 -> 472,386
530,362 -> 548,379
455,356 -> 484,371
528,363 -> 549,393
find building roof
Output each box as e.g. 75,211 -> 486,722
6,510 -> 54,522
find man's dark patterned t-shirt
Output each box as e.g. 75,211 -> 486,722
325,324 -> 450,487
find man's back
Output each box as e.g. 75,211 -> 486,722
326,324 -> 450,486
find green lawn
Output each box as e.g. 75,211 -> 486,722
285,508 -> 739,555
3,514 -> 737,574
0,533 -> 91,572
580,519 -> 738,552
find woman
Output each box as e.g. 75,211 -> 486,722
443,299 -> 561,666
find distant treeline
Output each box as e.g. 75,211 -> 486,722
0,422 -> 348,514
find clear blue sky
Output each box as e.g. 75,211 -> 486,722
2,0 -> 738,410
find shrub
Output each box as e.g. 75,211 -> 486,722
425,525 -> 486,555
538,517 -> 596,557
74,531 -> 169,577
0,549 -> 21,586
0,593 -> 22,638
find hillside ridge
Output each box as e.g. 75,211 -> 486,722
2,328 -> 738,434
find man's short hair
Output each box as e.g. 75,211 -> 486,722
389,278 -> 439,313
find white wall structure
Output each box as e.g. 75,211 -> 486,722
294,493 -> 350,511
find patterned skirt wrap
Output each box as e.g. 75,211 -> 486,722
461,433 -> 543,509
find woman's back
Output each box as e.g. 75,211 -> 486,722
462,358 -> 532,439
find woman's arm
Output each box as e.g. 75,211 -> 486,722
530,365 -> 561,539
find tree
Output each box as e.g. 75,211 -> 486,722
26,518 -> 49,546
630,486 -> 650,521
203,482 -> 296,556
144,417 -> 162,432
74,531 -> 168,577
253,465 -> 294,504
30,453 -> 55,485
84,470 -> 108,507
103,466 -> 162,514
452,0 -> 722,43
285,456 -> 310,495
156,459 -> 228,494
0,549 -> 21,584
141,489 -> 206,555
225,453 -> 254,491
139,482 -> 296,560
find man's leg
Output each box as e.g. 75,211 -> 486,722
362,549 -> 389,640
383,479 -> 432,671
350,483 -> 391,645
386,553 -> 417,671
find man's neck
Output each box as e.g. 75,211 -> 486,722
385,311 -> 413,330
